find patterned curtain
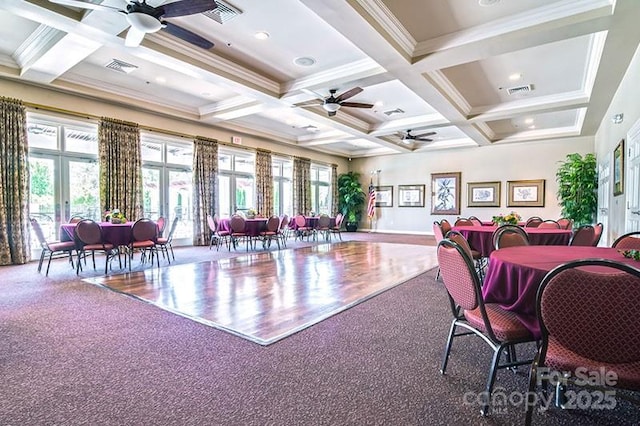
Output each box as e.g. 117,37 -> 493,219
331,163 -> 339,216
255,149 -> 273,217
192,136 -> 218,246
0,97 -> 30,265
293,156 -> 311,215
98,118 -> 142,221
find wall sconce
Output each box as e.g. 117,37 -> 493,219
612,113 -> 624,124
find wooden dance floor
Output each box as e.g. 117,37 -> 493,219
84,241 -> 438,345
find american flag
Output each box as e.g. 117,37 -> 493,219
366,181 -> 376,219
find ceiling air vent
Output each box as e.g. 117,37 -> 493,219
105,59 -> 138,74
384,108 -> 405,116
202,0 -> 242,24
506,84 -> 533,95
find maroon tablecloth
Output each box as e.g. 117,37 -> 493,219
218,218 -> 268,237
452,225 -> 572,257
288,217 -> 336,230
60,222 -> 134,247
482,246 -> 640,338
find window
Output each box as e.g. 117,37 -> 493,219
27,114 -> 100,247
218,149 -> 255,217
310,164 -> 331,215
272,157 -> 292,216
141,134 -> 193,240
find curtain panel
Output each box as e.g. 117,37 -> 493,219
293,156 -> 311,216
0,97 -> 30,265
331,164 -> 339,216
192,136 -> 218,246
98,118 -> 142,221
255,149 -> 273,217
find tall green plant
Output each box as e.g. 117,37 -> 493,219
556,153 -> 598,227
338,171 -> 366,224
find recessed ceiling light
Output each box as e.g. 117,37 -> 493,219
374,100 -> 383,107
254,31 -> 269,40
201,92 -> 212,97
294,56 -> 316,67
155,76 -> 166,84
524,118 -> 534,124
528,125 -> 536,129
479,0 -> 500,6
509,73 -> 522,81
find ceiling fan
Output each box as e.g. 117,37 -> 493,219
400,129 -> 436,144
48,0 -> 217,49
303,87 -> 374,117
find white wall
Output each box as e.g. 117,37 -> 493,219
352,137 -> 593,234
595,42 -> 640,243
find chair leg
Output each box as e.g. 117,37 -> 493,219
45,252 -> 54,276
37,250 -> 46,273
481,344 -> 508,416
440,319 -> 458,374
524,356 -> 542,426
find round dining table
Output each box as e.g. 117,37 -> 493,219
218,217 -> 268,237
452,225 -> 572,257
482,245 -> 640,338
60,221 -> 134,247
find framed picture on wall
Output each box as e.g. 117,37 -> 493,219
467,181 -> 500,207
613,139 -> 625,196
431,172 -> 461,215
507,179 -> 545,207
398,185 -> 425,207
375,186 -> 393,207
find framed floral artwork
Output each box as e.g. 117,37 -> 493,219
613,139 -> 624,196
431,172 -> 461,215
507,179 -> 545,207
467,181 -> 500,207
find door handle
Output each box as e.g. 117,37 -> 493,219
632,210 -> 640,215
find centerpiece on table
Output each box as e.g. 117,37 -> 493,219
105,208 -> 127,224
492,211 -> 521,226
246,208 -> 257,219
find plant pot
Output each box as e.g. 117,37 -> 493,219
345,222 -> 358,232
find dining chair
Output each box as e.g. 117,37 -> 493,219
445,230 -> 486,280
492,225 -> 529,249
440,218 -> 452,235
592,222 -> 604,246
294,214 -> 314,241
74,219 -> 120,274
612,231 -> 640,249
454,217 -> 474,226
68,215 -> 84,224
156,216 -> 166,238
316,214 -> 332,241
156,216 -> 179,262
260,216 -> 282,249
332,213 -> 344,240
525,217 -> 543,228
524,259 -> 640,425
30,217 -> 76,276
556,217 -> 573,230
437,239 -> 535,416
537,219 -> 560,229
278,214 -> 290,247
468,216 -> 483,226
230,214 -> 249,250
127,218 -> 159,270
568,225 -> 595,246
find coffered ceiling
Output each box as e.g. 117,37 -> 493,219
1,0 -> 639,157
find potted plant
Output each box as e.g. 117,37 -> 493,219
338,171 -> 366,232
556,153 -> 598,227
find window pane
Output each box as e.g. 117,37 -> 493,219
282,180 -> 292,216
167,144 -> 192,166
168,169 -> 193,239
27,123 -> 58,150
141,140 -> 163,162
283,162 -> 293,178
142,167 -> 161,218
219,153 -> 232,170
236,177 -> 254,212
318,167 -> 330,182
29,157 -> 56,244
318,185 -> 330,214
219,175 -> 231,217
69,161 -> 100,220
65,127 -> 98,154
235,155 -> 254,173
272,164 -> 280,177
311,185 -> 318,214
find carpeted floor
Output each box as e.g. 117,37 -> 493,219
1,232 -> 639,425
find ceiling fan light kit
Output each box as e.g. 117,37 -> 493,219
126,12 -> 162,33
322,102 -> 341,112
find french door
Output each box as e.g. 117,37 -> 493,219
142,166 -> 193,240
29,153 -> 100,255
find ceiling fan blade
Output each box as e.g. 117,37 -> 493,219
340,102 -> 373,109
335,87 -> 363,102
48,0 -> 124,12
162,22 -> 214,49
414,131 -> 436,137
301,88 -> 327,101
414,137 -> 433,142
124,26 -> 146,47
161,0 -> 218,18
